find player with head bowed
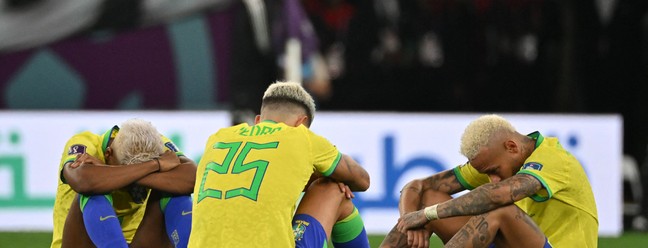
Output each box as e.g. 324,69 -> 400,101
52,118 -> 196,248
380,114 -> 598,248
189,81 -> 371,248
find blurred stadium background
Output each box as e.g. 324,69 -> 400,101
1,0 -> 648,247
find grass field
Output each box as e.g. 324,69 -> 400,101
1,232 -> 648,248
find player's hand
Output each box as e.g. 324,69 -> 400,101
406,229 -> 430,248
69,153 -> 103,168
397,210 -> 429,232
337,182 -> 354,199
157,150 -> 180,172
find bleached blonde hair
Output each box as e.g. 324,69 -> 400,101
111,118 -> 164,165
262,81 -> 316,124
460,114 -> 516,159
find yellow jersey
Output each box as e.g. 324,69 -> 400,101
454,132 -> 598,247
189,120 -> 341,248
51,126 -> 183,248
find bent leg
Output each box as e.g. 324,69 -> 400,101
130,191 -> 172,248
294,178 -> 369,248
79,194 -> 128,248
381,189 -> 471,247
161,194 -> 193,248
446,205 -> 547,248
61,194 -> 94,248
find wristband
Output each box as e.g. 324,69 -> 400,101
153,158 -> 161,172
424,204 -> 439,221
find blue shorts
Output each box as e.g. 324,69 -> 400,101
292,214 -> 328,248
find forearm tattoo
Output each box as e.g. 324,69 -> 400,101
439,174 -> 541,218
421,170 -> 463,194
380,226 -> 410,248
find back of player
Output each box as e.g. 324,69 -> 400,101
189,120 -> 340,247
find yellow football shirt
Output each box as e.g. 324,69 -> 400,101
51,126 -> 183,248
454,132 -> 598,248
189,120 -> 341,248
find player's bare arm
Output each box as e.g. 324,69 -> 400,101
328,154 -> 370,191
439,173 -> 541,217
135,156 -> 197,195
305,171 -> 355,199
397,173 -> 542,231
63,151 -> 180,195
400,169 -> 465,214
381,170 -> 465,248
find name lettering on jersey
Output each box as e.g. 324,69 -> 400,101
238,126 -> 282,137
522,162 -> 544,171
68,144 -> 87,155
165,142 -> 179,152
292,220 -> 310,241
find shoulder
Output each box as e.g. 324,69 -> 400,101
64,131 -> 103,158
65,131 -> 102,149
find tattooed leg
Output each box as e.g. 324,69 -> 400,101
445,213 -> 493,248
445,205 -> 546,248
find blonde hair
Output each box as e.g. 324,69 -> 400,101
262,81 -> 316,123
111,119 -> 164,165
460,114 -> 516,159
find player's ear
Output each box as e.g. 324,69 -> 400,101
254,115 -> 261,124
296,115 -> 309,127
105,147 -> 113,161
504,140 -> 518,153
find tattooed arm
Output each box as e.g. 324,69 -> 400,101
399,169 -> 466,215
438,173 -> 542,217
328,154 -> 370,191
397,173 -> 542,231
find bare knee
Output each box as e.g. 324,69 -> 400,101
481,205 -> 545,247
307,177 -> 342,193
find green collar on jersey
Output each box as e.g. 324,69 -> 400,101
101,125 -> 120,153
527,131 -> 544,148
260,119 -> 278,124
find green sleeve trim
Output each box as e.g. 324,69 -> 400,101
79,194 -> 113,212
453,167 -> 475,190
331,207 -> 364,243
322,152 -> 341,177
517,170 -> 553,202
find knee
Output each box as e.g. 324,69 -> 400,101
307,177 -> 342,193
484,204 -> 521,226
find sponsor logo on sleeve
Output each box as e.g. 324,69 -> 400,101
522,162 -> 543,171
68,144 -> 87,155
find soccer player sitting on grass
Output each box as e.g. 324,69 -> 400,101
188,81 -> 371,248
380,114 -> 598,248
51,119 -> 196,248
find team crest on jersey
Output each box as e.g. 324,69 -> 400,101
164,142 -> 179,152
68,144 -> 87,155
522,162 -> 543,171
292,220 -> 310,241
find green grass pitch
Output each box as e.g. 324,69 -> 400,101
0,232 -> 647,247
